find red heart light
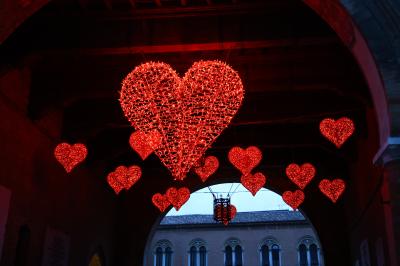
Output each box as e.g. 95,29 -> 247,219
120,61 -> 244,181
54,143 -> 87,173
241,172 -> 266,196
152,193 -> 171,212
129,130 -> 162,160
166,187 -> 190,211
319,179 -> 346,203
221,205 -> 237,226
228,146 -> 262,175
319,117 -> 355,148
282,190 -> 305,210
194,156 -> 219,182
107,165 -> 142,194
285,163 -> 316,190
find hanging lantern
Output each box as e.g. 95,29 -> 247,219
213,197 -> 232,225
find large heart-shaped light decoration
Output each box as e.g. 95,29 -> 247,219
282,190 -> 305,210
194,156 -> 219,182
129,130 -> 162,160
152,193 -> 171,212
120,61 -> 244,181
241,172 -> 266,196
285,163 -> 316,190
223,205 -> 237,226
319,117 -> 354,148
319,179 -> 346,203
54,143 -> 88,173
166,187 -> 190,211
107,165 -> 142,194
228,146 -> 262,175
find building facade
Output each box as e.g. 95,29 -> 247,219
146,210 -> 323,266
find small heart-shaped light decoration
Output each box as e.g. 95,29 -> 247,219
319,117 -> 355,148
194,156 -> 219,182
241,172 -> 266,196
166,187 -> 190,211
319,179 -> 346,203
54,143 -> 88,173
282,190 -> 305,210
107,165 -> 142,194
152,193 -> 171,212
129,130 -> 162,160
285,163 -> 316,190
228,146 -> 262,175
222,205 -> 237,226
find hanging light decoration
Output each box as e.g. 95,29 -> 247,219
282,190 -> 305,211
319,117 -> 355,148
194,156 -> 219,182
129,130 -> 162,160
166,187 -> 190,211
152,193 -> 171,212
107,165 -> 142,195
285,163 -> 316,190
319,179 -> 346,203
120,60 -> 244,181
241,172 -> 266,196
228,146 -> 262,175
214,197 -> 234,225
54,143 -> 87,173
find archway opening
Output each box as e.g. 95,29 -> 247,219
144,183 -> 324,266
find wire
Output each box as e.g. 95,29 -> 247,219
226,183 -> 234,198
207,186 -> 216,199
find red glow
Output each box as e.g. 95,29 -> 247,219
129,130 -> 162,160
319,179 -> 346,203
107,165 -> 142,195
222,205 -> 237,226
285,163 -> 316,190
282,190 -> 305,210
319,117 -> 355,148
228,146 -> 262,175
241,172 -> 266,196
152,193 -> 171,212
166,187 -> 190,211
54,143 -> 87,173
120,61 -> 244,181
194,156 -> 219,182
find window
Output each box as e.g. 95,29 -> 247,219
189,239 -> 207,266
154,240 -> 173,266
298,237 -> 321,266
225,238 -> 243,266
259,238 -> 280,266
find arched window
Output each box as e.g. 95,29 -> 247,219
261,245 -> 269,266
189,239 -> 207,266
199,246 -> 207,266
154,240 -> 173,266
259,238 -> 280,266
299,244 -> 308,266
225,246 -> 233,266
225,238 -> 242,266
309,244 -> 319,266
234,245 -> 243,266
190,246 -> 197,266
298,237 -> 321,266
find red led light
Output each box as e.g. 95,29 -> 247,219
194,156 -> 219,182
54,143 -> 87,173
166,187 -> 190,211
285,163 -> 316,190
120,60 -> 244,181
282,190 -> 305,210
320,117 -> 354,148
319,179 -> 346,203
107,165 -> 142,195
228,146 -> 262,175
129,130 -> 162,160
152,193 -> 171,212
241,172 -> 266,196
222,205 -> 237,226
